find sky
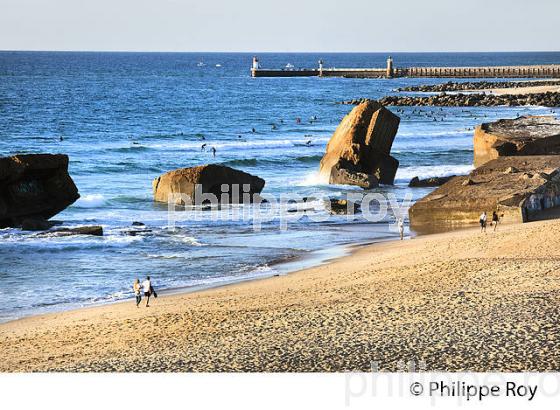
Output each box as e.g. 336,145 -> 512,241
1,0 -> 559,52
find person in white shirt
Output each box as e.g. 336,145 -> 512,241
479,212 -> 487,233
142,276 -> 152,307
397,218 -> 404,240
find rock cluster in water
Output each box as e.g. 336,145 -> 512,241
396,80 -> 560,93
338,92 -> 560,107
325,198 -> 361,215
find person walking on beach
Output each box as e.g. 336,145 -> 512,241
398,218 -> 404,240
492,211 -> 500,231
133,278 -> 142,307
479,211 -> 487,233
142,276 -> 153,307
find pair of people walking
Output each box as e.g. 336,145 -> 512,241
133,276 -> 157,307
479,211 -> 500,233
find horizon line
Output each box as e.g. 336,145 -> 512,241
1,49 -> 560,54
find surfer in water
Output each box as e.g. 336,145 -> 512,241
211,147 -> 216,157
201,143 -> 207,151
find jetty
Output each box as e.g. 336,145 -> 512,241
251,56 -> 560,79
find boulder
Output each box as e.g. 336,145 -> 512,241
473,116 -> 560,167
49,226 -> 104,237
409,175 -> 456,187
325,199 -> 361,215
153,164 -> 265,205
0,154 -> 80,228
319,101 -> 400,188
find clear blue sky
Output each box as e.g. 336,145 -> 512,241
1,0 -> 559,52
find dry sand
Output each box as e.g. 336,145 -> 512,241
485,84 -> 560,95
2,219 -> 560,372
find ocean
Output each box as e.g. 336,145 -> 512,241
1,51 -> 559,322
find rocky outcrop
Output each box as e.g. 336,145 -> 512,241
319,101 -> 400,188
408,175 -> 456,187
396,80 -> 560,93
0,154 -> 80,229
409,156 -> 560,233
324,199 -> 361,215
153,164 -> 265,205
338,92 -> 560,107
474,116 -> 560,167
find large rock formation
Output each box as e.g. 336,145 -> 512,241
0,154 -> 80,228
319,101 -> 400,188
474,116 -> 560,166
153,164 -> 265,205
409,156 -> 560,233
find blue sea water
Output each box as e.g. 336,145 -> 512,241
1,51 -> 559,322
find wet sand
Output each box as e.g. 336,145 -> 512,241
2,218 -> 560,372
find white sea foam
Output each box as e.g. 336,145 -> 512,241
145,253 -> 189,260
180,236 -> 203,246
397,129 -> 472,138
144,137 -> 330,152
298,171 -> 329,186
396,164 -> 474,181
74,194 -> 106,208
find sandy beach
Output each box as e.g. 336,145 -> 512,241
486,84 -> 560,95
2,218 -> 560,372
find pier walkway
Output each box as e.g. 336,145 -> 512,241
250,57 -> 560,79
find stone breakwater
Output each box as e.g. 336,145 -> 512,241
338,92 -> 560,107
396,80 -> 560,93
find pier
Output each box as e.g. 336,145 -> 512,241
250,56 -> 560,79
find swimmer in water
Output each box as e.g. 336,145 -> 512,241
251,128 -> 256,133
